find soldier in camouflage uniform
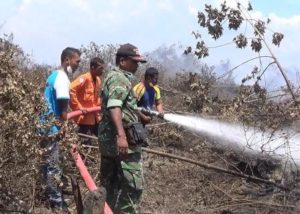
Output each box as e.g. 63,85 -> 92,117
98,43 -> 150,214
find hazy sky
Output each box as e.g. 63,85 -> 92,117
0,0 -> 299,86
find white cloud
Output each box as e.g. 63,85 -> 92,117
1,0 -> 182,64
128,0 -> 149,17
70,0 -> 91,12
0,2 -> 18,26
269,13 -> 300,27
157,0 -> 173,11
188,4 -> 198,16
19,0 -> 32,12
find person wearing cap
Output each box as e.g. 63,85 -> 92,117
69,57 -> 105,143
98,43 -> 148,214
133,67 -> 164,115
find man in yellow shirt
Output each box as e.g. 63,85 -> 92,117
133,67 -> 163,114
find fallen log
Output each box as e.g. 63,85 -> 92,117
77,133 -> 289,191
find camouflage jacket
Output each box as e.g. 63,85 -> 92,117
98,66 -> 141,157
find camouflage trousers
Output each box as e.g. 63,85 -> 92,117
40,139 -> 64,208
100,152 -> 144,214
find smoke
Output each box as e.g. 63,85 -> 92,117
164,113 -> 300,164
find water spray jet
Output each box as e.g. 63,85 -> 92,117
138,107 -> 300,168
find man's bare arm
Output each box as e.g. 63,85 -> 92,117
109,107 -> 128,154
155,99 -> 163,113
58,99 -> 69,121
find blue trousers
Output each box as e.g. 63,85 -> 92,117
40,138 -> 64,208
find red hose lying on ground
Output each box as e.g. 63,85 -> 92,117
67,106 -> 101,120
70,145 -> 98,191
70,144 -> 113,214
68,108 -> 113,214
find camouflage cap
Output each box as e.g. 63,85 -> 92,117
116,43 -> 147,63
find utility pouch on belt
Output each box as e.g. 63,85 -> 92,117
125,122 -> 148,147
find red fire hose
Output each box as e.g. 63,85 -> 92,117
67,106 -> 101,120
70,145 -> 113,214
68,107 -> 113,214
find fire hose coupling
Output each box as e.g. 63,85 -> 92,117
136,107 -> 164,119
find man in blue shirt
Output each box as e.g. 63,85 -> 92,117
41,47 -> 81,210
133,67 -> 164,114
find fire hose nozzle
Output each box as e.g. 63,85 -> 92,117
136,107 -> 164,119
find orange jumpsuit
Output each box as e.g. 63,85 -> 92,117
70,72 -> 101,125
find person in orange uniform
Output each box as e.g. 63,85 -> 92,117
70,57 -> 105,140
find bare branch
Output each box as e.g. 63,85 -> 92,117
217,56 -> 273,80
238,3 -> 297,103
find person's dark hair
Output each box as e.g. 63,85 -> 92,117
116,55 -> 121,65
115,55 -> 129,65
61,47 -> 81,63
90,57 -> 104,69
145,67 -> 159,79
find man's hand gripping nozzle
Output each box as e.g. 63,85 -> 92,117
136,107 -> 164,119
